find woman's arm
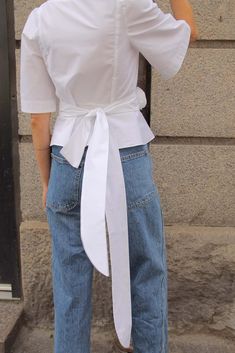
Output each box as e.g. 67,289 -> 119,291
170,0 -> 199,42
31,113 -> 51,209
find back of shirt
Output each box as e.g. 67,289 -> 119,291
20,0 -> 191,113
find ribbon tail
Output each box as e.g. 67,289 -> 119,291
60,117 -> 90,168
80,110 -> 110,277
105,137 -> 132,348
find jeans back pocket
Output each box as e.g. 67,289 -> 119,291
46,145 -> 87,212
120,144 -> 160,209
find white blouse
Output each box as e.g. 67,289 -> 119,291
20,0 -> 191,348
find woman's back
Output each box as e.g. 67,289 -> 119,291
20,0 -> 191,111
19,1 -> 195,351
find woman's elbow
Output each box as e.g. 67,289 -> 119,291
31,113 -> 51,129
31,113 -> 51,123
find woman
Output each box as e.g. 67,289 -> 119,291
20,0 -> 198,352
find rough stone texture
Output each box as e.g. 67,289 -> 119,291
15,0 -> 235,40
19,221 -> 113,328
19,221 -> 53,327
14,0 -> 45,40
165,225 -> 235,339
9,324 -> 235,353
0,302 -> 24,353
151,48 -> 235,138
170,333 -> 235,353
150,143 -> 235,226
19,143 -> 46,221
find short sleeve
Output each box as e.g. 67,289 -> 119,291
123,0 -> 191,80
20,7 -> 57,113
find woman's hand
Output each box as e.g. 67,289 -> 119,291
30,112 -> 52,211
42,184 -> 48,210
170,0 -> 199,42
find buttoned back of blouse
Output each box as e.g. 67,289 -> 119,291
20,0 -> 191,348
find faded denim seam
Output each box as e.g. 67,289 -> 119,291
128,189 -> 157,210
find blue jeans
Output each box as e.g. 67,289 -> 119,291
45,143 -> 168,353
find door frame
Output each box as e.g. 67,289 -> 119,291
0,0 -> 22,299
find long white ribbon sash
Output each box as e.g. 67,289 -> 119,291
58,87 -> 146,348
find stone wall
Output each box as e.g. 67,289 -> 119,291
15,0 -> 235,341
150,0 -> 235,339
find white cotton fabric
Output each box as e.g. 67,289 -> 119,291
20,0 -> 191,348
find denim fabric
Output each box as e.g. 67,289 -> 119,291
46,143 -> 168,353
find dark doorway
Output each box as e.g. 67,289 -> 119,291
138,54 -> 152,126
0,0 -> 22,299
